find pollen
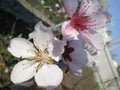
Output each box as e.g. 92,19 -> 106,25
35,49 -> 53,65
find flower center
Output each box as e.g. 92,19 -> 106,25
71,13 -> 90,31
36,53 -> 51,64
30,49 -> 53,65
29,49 -> 53,71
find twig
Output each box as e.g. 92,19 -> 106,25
10,17 -> 19,36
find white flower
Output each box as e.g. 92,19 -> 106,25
8,22 -> 66,90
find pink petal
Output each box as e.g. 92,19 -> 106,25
80,30 -> 104,50
67,36 -> 97,65
85,11 -> 111,30
61,21 -> 79,40
68,39 -> 88,65
79,0 -> 101,16
62,0 -> 78,17
63,36 -> 98,75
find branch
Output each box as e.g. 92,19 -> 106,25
0,34 -> 9,46
18,0 -> 55,27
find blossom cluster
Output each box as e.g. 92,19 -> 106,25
8,0 -> 111,89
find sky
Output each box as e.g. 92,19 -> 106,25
108,0 -> 120,64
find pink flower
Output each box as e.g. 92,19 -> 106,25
61,0 -> 111,50
62,21 -> 104,51
62,0 -> 111,31
61,0 -> 111,75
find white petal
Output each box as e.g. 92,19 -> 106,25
8,38 -> 36,58
29,22 -> 53,51
11,60 -> 39,84
48,38 -> 66,62
35,64 -> 63,90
